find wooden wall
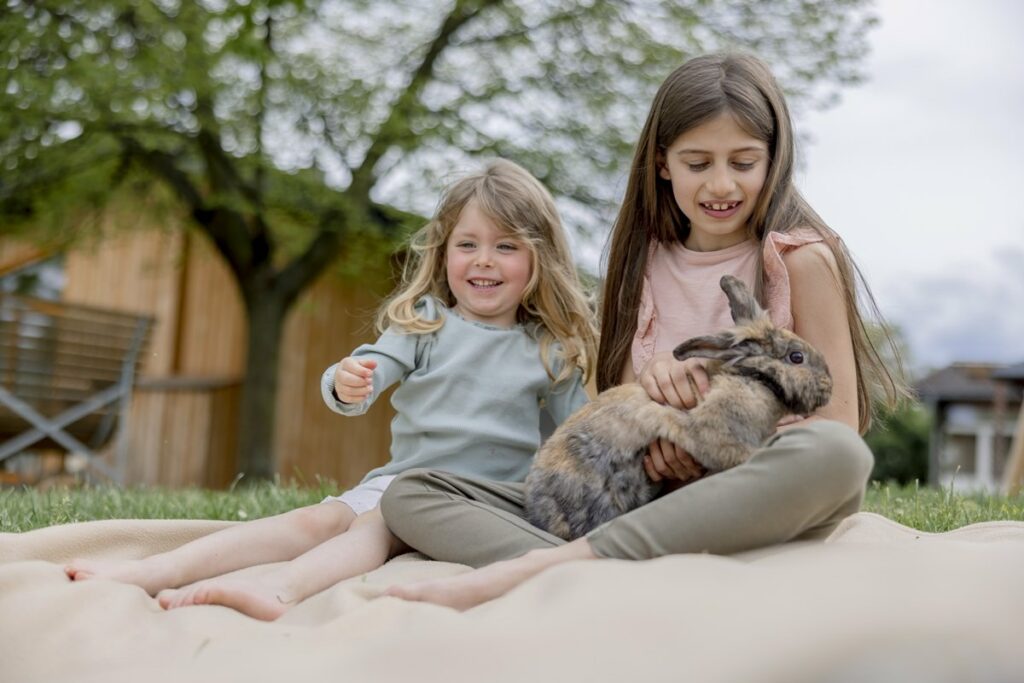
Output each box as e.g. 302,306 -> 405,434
47,197 -> 396,489
0,240 -> 49,276
126,377 -> 242,487
274,275 -> 395,488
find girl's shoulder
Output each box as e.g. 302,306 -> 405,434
764,226 -> 825,258
763,228 -> 840,329
381,296 -> 445,338
772,228 -> 841,281
780,240 -> 838,277
414,295 -> 444,321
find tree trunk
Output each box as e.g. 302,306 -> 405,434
235,289 -> 288,481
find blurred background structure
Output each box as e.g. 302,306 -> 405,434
1,0 -> 1021,492
915,363 -> 1024,494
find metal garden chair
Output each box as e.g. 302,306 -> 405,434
0,293 -> 153,483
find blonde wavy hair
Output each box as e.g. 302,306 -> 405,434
379,159 -> 597,386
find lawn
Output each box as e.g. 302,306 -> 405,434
2,480 -> 1024,534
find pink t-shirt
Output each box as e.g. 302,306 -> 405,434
630,229 -> 823,378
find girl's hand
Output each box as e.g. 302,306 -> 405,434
638,352 -> 710,410
334,357 -> 377,404
643,438 -> 706,483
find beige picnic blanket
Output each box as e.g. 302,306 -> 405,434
1,512 -> 1023,683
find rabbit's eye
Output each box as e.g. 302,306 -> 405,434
788,351 -> 805,364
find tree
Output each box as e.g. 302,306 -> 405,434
866,401 -> 931,485
1,0 -> 878,480
861,321 -> 930,485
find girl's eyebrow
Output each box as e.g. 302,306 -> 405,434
675,146 -> 766,155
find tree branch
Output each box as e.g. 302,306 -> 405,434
191,102 -> 272,271
0,149 -> 119,202
349,0 -> 501,199
274,210 -> 343,308
456,3 -> 593,47
195,128 -> 261,207
254,12 -> 273,199
275,199 -> 420,308
119,137 -> 205,209
120,137 -> 252,279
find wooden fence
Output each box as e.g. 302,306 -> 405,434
123,376 -> 242,487
5,197 -> 397,489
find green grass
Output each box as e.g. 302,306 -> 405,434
0,479 -> 338,533
862,481 -> 1024,532
2,480 -> 1023,534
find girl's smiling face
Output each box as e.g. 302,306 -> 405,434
659,112 -> 770,251
445,199 -> 533,328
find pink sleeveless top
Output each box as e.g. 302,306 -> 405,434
630,229 -> 822,377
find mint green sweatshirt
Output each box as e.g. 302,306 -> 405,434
321,298 -> 589,484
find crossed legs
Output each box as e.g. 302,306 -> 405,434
382,421 -> 874,610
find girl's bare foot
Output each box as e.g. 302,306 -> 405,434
385,557 -> 542,610
158,577 -> 296,622
64,558 -> 173,596
385,539 -> 598,611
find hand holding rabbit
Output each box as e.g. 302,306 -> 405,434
638,352 -> 710,411
644,438 -> 705,483
525,275 -> 833,541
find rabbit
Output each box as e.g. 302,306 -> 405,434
524,274 -> 834,541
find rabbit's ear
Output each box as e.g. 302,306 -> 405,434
720,275 -> 768,324
673,332 -> 744,362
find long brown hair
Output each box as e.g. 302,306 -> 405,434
598,53 -> 908,432
381,159 -> 597,385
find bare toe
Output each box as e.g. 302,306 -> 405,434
159,580 -> 290,620
65,559 -> 98,581
61,558 -> 172,596
158,587 -> 197,610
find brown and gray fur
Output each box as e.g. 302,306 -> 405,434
524,275 -> 833,541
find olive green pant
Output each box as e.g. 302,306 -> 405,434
379,420 -> 874,568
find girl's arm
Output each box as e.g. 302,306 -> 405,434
542,369 -> 592,426
783,242 -> 859,430
321,330 -> 420,417
631,354 -> 710,484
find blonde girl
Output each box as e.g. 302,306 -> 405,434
66,159 -> 598,620
379,53 -> 909,610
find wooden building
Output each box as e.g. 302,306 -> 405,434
2,198 -> 397,489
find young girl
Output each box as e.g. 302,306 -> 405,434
65,159 -> 598,621
378,53 -> 908,610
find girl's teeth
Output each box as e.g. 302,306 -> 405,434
471,279 -> 499,287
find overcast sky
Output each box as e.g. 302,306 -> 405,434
795,0 -> 1024,374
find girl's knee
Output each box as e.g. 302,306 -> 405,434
349,506 -> 384,528
290,501 -> 354,540
379,468 -> 432,526
801,420 -> 875,489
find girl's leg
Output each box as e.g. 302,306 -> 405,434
585,420 -> 874,559
379,468 -> 565,568
379,471 -> 580,609
158,507 -> 407,621
65,501 -> 356,595
384,421 -> 873,609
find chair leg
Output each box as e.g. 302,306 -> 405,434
0,387 -> 120,481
